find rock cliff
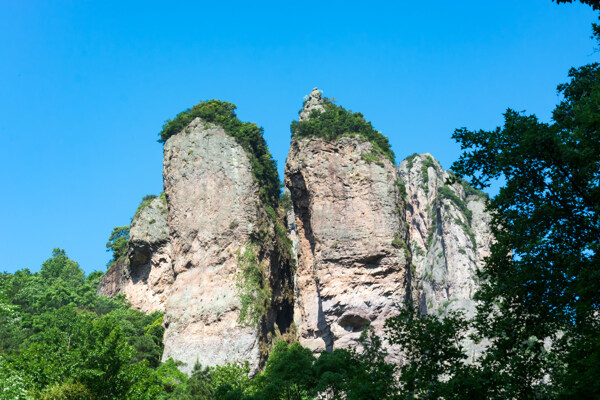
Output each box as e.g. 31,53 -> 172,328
97,196 -> 172,314
99,108 -> 286,374
398,153 -> 492,359
398,153 -> 492,319
98,90 -> 493,372
160,118 -> 266,373
284,89 -> 411,354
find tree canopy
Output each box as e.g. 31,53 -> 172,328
448,60 -> 600,400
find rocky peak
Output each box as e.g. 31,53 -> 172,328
160,117 -> 267,374
299,87 -> 326,121
98,93 -> 493,373
398,153 -> 492,359
285,91 -> 410,356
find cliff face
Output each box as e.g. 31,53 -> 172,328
97,196 -> 172,313
284,90 -> 411,354
398,154 -> 492,320
98,91 -> 493,372
161,117 -> 266,374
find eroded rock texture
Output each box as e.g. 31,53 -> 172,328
398,153 -> 493,358
285,92 -> 411,355
97,196 -> 172,314
97,92 -> 494,372
161,118 -> 265,374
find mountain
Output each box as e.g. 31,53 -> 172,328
98,89 -> 492,372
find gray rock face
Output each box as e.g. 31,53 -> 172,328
161,118 -> 263,374
98,196 -> 172,314
398,153 -> 492,359
285,97 -> 410,355
97,93 -> 493,372
125,196 -> 173,313
299,88 -> 326,121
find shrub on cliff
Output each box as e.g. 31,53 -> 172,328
159,100 -> 280,206
290,99 -> 395,163
106,225 -> 130,267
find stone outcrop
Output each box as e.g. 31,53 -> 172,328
98,196 -> 172,314
398,153 -> 492,358
284,90 -> 411,355
98,90 -> 494,373
160,117 -> 267,374
124,196 -> 173,313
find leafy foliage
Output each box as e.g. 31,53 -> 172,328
0,249 -> 166,398
236,246 -> 271,328
421,154 -> 437,184
290,99 -> 395,163
159,100 -> 280,206
106,226 -> 130,267
386,307 -> 486,399
211,327 -> 399,400
437,186 -> 473,224
450,62 -> 600,397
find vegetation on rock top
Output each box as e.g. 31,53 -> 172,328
106,226 -> 129,268
159,100 -> 280,207
290,99 -> 395,164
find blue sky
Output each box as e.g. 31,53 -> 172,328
0,1 -> 597,274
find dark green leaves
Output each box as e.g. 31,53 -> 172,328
106,226 -> 130,267
450,62 -> 600,398
290,100 -> 395,164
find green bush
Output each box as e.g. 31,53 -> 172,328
404,153 -> 419,170
361,151 -> 384,166
236,246 -> 271,328
397,178 -> 407,199
106,227 -> 130,267
159,100 -> 280,207
460,179 -> 489,200
290,100 -> 395,163
421,155 -> 437,184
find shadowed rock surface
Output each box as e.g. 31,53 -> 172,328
98,196 -> 172,313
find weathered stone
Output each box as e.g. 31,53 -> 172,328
398,153 -> 492,359
124,196 -> 173,313
161,118 -> 263,374
98,196 -> 172,314
299,88 -> 326,121
285,93 -> 410,356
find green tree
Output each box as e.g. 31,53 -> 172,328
251,341 -> 316,400
106,226 -> 130,267
450,62 -> 600,398
386,307 -> 489,400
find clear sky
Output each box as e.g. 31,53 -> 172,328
0,1 -> 597,274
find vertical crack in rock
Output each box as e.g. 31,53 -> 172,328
285,89 -> 410,359
316,280 -> 334,352
398,153 -> 493,359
